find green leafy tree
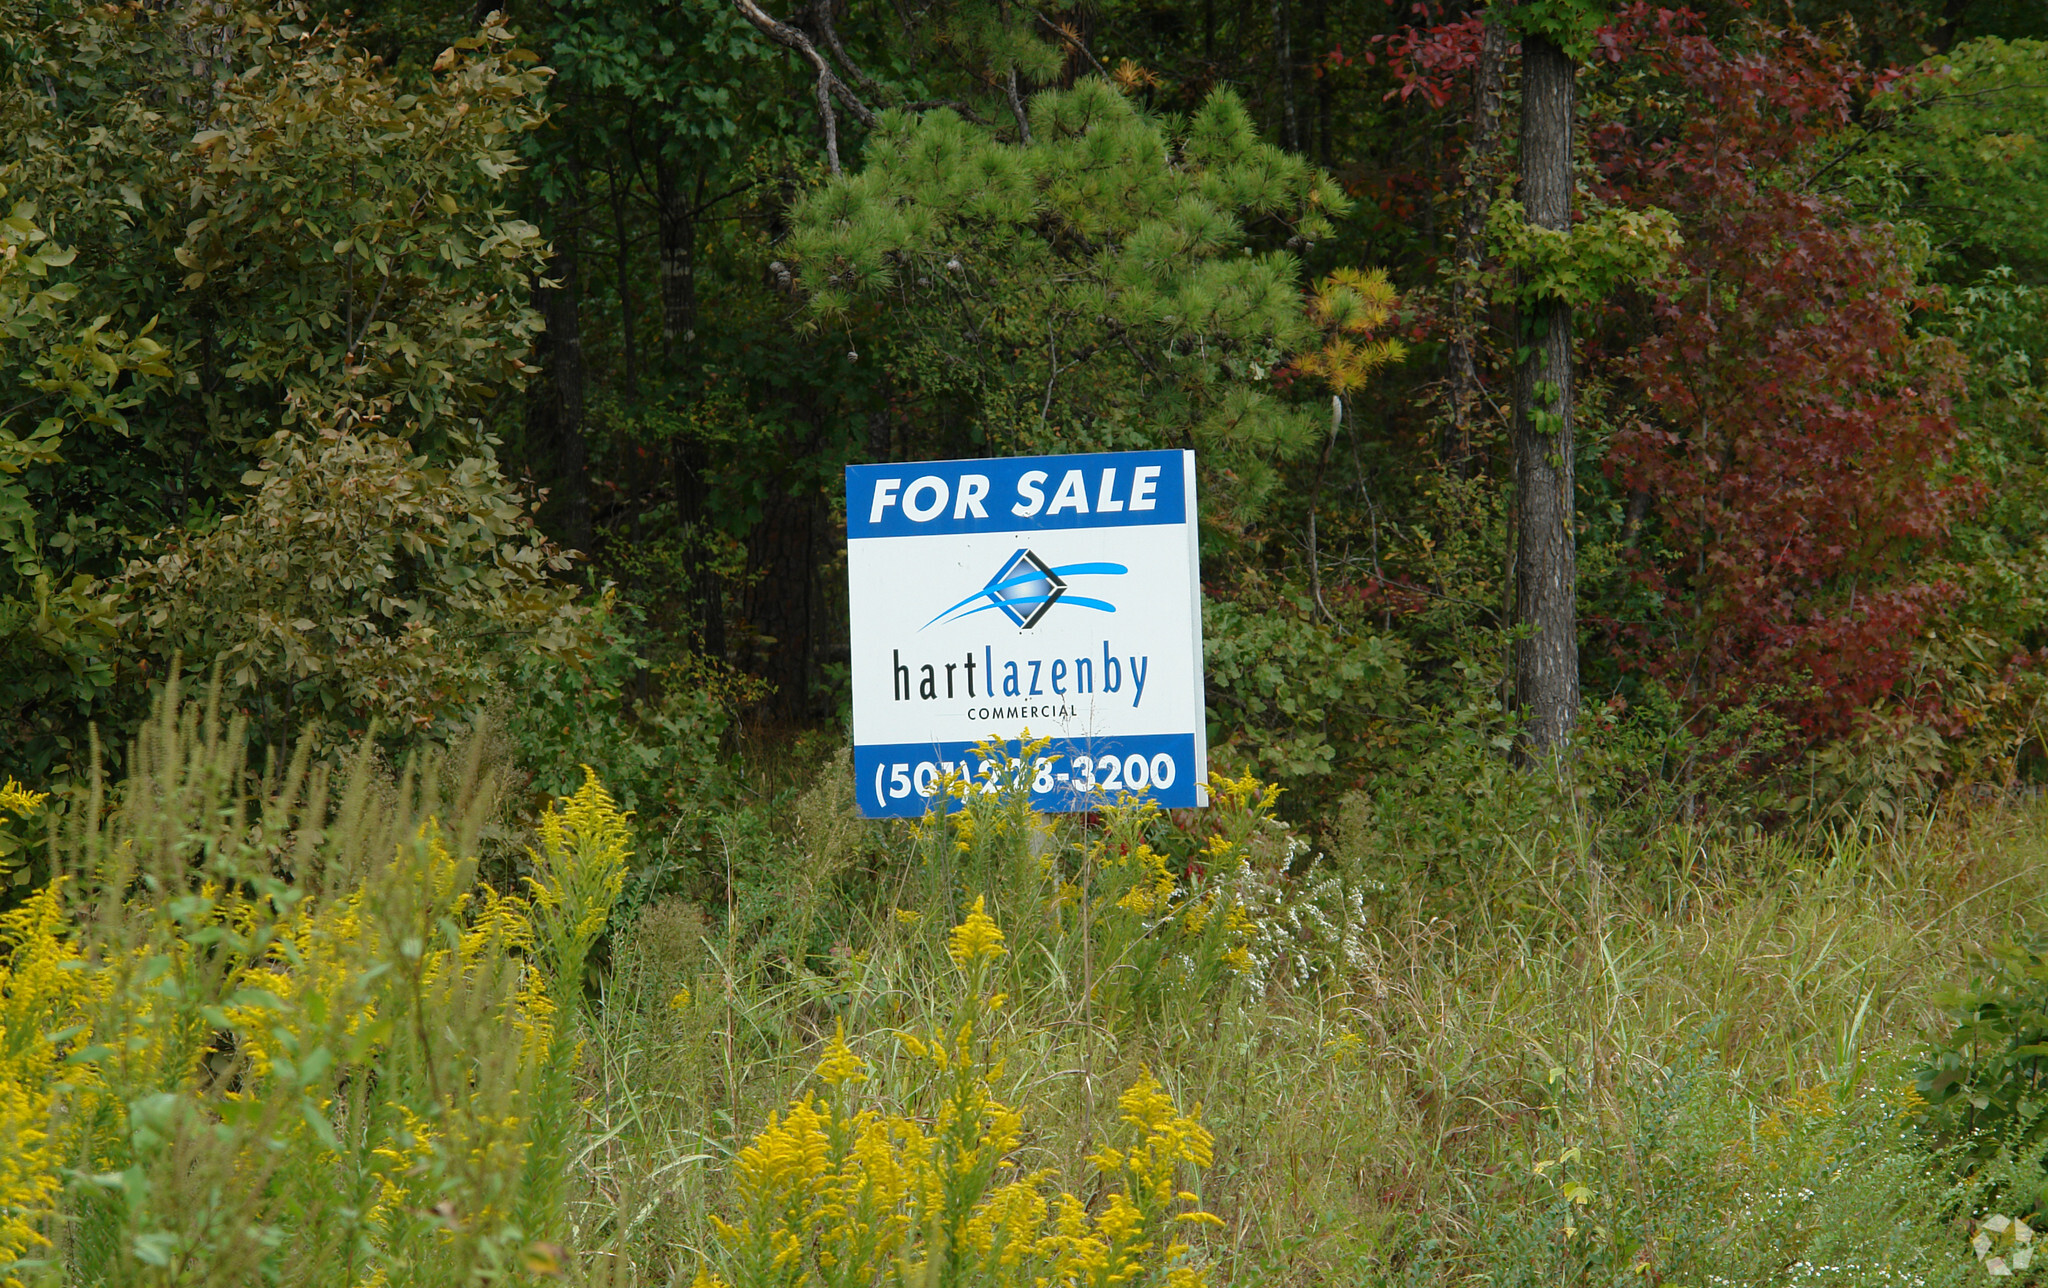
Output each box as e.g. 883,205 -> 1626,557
519,0 -> 800,649
1204,592 -> 1408,790
1859,37 -> 2048,280
0,187 -> 170,774
0,1 -> 553,773
167,15 -> 550,441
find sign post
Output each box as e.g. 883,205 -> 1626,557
846,450 -> 1208,818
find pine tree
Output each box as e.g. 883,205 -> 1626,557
787,80 -> 1348,524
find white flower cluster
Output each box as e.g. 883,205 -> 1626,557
1229,836 -> 1381,997
1717,1264 -> 1932,1288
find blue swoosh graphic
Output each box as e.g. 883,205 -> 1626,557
921,563 -> 1128,630
936,595 -> 1118,622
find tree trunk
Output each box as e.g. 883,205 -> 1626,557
610,155 -> 638,400
867,406 -> 890,461
746,480 -> 824,723
1511,32 -> 1578,759
535,174 -> 590,554
656,160 -> 698,363
657,157 -> 726,660
1440,12 -> 1512,474
1272,0 -> 1297,151
1932,0 -> 1969,52
1311,0 -> 1331,162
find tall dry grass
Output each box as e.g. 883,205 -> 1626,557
5,712 -> 2039,1286
566,760 -> 2045,1286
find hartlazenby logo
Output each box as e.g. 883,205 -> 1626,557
847,450 -> 1209,819
922,549 -> 1128,631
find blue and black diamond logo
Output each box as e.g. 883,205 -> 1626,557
984,549 -> 1066,628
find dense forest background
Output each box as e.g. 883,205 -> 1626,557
3,0 -> 2045,844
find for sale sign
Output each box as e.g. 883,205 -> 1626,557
846,449 -> 1208,818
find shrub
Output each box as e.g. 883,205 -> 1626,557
0,684 -> 630,1284
116,409 -> 590,753
1917,933 -> 2048,1205
503,593 -> 747,840
1201,594 -> 1406,804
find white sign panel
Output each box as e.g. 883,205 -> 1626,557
846,449 -> 1208,818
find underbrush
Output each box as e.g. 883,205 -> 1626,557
568,759 -> 2048,1287
4,706 -> 2046,1286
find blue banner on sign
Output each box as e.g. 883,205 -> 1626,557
853,734 -> 1200,818
847,450 -> 1187,540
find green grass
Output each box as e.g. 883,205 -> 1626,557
563,759 -> 2048,1287
9,710 -> 2038,1286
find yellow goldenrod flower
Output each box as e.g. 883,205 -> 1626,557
0,880 -> 90,1277
689,1265 -> 730,1288
0,778 -> 47,818
1119,1069 -> 1180,1136
526,766 -> 633,971
948,896 -> 1006,966
1783,1083 -> 1837,1119
1203,769 -> 1273,812
1096,1190 -> 1146,1243
815,1022 -> 868,1087
700,951 -> 1218,1288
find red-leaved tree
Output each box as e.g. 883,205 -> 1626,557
1591,8 -> 1969,746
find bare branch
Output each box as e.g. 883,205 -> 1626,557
733,0 -> 874,126
814,75 -> 842,175
1004,68 -> 1033,145
1033,9 -> 1109,79
809,0 -> 881,97
732,0 -> 874,174
0,394 -> 50,424
685,177 -> 764,221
